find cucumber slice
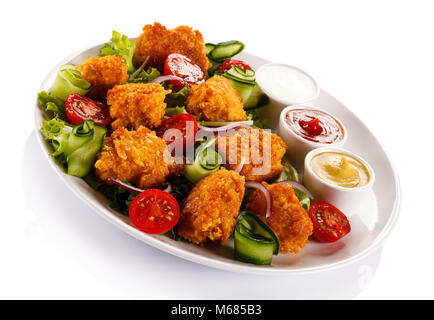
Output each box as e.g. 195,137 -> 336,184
208,40 -> 245,62
67,124 -> 107,177
234,224 -> 275,265
205,43 -> 216,54
238,211 -> 280,254
226,66 -> 255,82
243,84 -> 269,110
222,75 -> 256,102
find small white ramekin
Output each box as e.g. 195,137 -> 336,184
278,105 -> 347,170
303,147 -> 375,214
255,63 -> 320,129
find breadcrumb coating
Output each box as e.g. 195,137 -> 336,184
94,126 -> 178,189
177,169 -> 245,245
186,76 -> 247,121
216,127 -> 287,181
133,22 -> 210,74
245,183 -> 313,253
107,83 -> 170,130
76,55 -> 128,99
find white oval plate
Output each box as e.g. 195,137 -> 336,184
35,42 -> 401,275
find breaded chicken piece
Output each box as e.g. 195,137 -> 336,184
186,76 -> 247,121
245,183 -> 313,253
216,127 -> 287,181
133,22 -> 210,74
76,55 -> 128,99
107,83 -> 170,130
94,126 -> 178,189
177,169 -> 245,245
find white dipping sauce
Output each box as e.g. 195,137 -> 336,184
256,63 -> 319,104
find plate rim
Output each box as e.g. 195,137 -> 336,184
34,42 -> 401,275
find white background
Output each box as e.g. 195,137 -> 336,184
1,0 -> 433,299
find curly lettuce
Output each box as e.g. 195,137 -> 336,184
165,85 -> 189,108
100,30 -> 136,74
37,91 -> 65,118
128,67 -> 160,83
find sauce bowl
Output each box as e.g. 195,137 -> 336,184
303,147 -> 375,216
278,105 -> 347,170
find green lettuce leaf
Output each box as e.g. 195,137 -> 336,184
128,67 -> 160,83
165,85 -> 189,108
100,30 -> 136,74
275,156 -> 300,183
165,106 -> 186,116
294,189 -> 310,212
37,91 -> 65,118
84,175 -> 136,215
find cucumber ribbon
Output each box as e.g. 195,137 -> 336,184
234,211 -> 280,265
184,138 -> 222,183
41,119 -> 106,177
50,64 -> 91,100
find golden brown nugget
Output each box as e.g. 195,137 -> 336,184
107,83 -> 170,130
186,76 -> 247,121
133,22 -> 210,74
94,126 -> 177,189
76,55 -> 128,98
245,183 -> 313,253
216,127 -> 287,181
177,169 -> 245,245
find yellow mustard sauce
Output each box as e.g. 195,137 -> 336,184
310,152 -> 370,188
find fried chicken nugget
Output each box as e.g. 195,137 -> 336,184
186,76 -> 247,121
216,127 -> 287,181
94,126 -> 177,189
245,183 -> 313,253
107,83 -> 170,130
177,168 -> 245,245
76,55 -> 128,99
133,22 -> 210,74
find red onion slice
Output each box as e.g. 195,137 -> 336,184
163,183 -> 173,194
197,122 -> 253,133
152,75 -> 185,85
108,178 -> 173,195
234,157 -> 245,174
245,180 -> 273,218
277,180 -> 314,199
108,178 -> 144,193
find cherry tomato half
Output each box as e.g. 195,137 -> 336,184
217,59 -> 252,72
308,201 -> 351,243
164,53 -> 205,91
155,113 -> 198,151
129,189 -> 180,234
65,93 -> 111,126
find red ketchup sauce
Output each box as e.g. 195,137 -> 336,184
285,108 -> 344,144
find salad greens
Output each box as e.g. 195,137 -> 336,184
164,85 -> 189,108
100,30 -> 136,74
38,91 -> 65,118
275,156 -> 311,211
128,66 -> 160,83
165,106 -> 186,116
41,118 -> 106,177
84,175 -> 136,215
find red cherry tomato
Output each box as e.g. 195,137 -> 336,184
299,117 -> 323,136
129,189 -> 180,234
217,59 -> 252,72
308,201 -> 351,243
65,93 -> 111,126
155,114 -> 198,151
164,53 -> 205,91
